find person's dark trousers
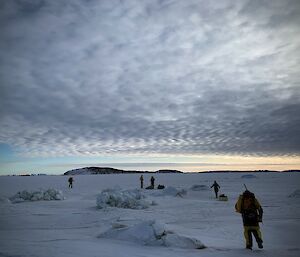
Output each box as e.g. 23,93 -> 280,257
214,190 -> 218,198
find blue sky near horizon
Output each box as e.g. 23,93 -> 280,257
0,0 -> 300,175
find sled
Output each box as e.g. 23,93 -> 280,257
218,194 -> 228,201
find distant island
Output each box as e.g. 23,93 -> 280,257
63,167 -> 300,175
64,167 -> 183,175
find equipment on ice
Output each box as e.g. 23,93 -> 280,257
218,194 -> 228,201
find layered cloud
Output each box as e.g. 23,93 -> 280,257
0,0 -> 299,158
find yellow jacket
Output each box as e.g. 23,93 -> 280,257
235,194 -> 261,213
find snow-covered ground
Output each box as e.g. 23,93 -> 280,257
0,172 -> 299,257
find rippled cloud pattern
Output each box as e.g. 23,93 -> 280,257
0,0 -> 300,158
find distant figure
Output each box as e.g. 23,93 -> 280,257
150,176 -> 155,188
211,180 -> 220,198
140,175 -> 144,189
235,190 -> 263,250
68,177 -> 74,188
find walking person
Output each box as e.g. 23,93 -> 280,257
68,177 -> 74,188
150,176 -> 155,189
140,175 -> 144,189
211,180 -> 220,198
235,190 -> 264,250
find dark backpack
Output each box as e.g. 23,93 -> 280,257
241,192 -> 259,225
157,184 -> 165,189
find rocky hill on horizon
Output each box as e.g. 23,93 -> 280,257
64,167 -> 300,176
64,167 -> 183,175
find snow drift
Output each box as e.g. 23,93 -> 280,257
9,188 -> 64,203
99,220 -> 205,249
151,186 -> 187,197
96,188 -> 152,209
190,184 -> 209,191
241,174 -> 257,179
288,189 -> 300,198
0,196 -> 10,203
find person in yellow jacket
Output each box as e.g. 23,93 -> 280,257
235,190 -> 263,250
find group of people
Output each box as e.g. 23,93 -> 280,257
139,175 -> 155,189
67,175 -> 264,250
211,180 -> 263,250
68,175 -> 156,190
141,178 -> 264,250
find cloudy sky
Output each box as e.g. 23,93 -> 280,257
0,0 -> 300,174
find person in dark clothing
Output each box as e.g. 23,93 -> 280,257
140,175 -> 144,189
211,180 -> 220,198
235,190 -> 263,250
68,177 -> 74,188
150,176 -> 155,188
